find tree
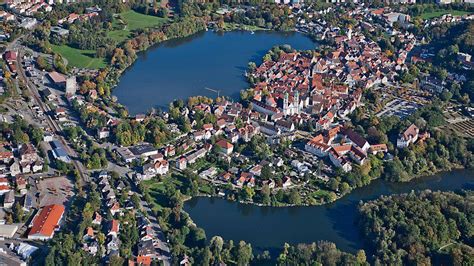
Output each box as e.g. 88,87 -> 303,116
108,255 -> 124,266
236,241 -> 253,266
328,178 -> 339,191
440,90 -> 453,102
13,202 -> 24,222
260,185 -> 271,205
188,226 -> 206,248
36,56 -> 50,70
356,250 -> 367,264
97,232 -> 106,246
339,182 -> 351,194
210,236 -> 224,262
359,190 -> 472,264
261,165 -> 272,180
5,214 -> 13,224
240,186 -> 255,201
287,190 -> 301,205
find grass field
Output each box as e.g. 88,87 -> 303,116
142,174 -> 186,211
52,44 -> 106,69
419,10 -> 471,20
108,10 -> 168,43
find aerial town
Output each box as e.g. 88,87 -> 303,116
0,0 -> 473,265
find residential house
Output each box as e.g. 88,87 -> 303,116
3,190 -> 14,208
97,127 -> 110,139
108,220 -> 120,237
397,124 -> 419,148
215,140 -> 234,155
175,157 -> 187,170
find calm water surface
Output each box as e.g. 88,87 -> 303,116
184,170 -> 474,253
113,31 -> 316,114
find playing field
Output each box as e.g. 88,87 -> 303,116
52,44 -> 106,69
108,10 -> 168,43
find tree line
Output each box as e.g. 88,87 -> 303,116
358,190 -> 473,265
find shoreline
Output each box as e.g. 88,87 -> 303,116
181,165 -> 469,208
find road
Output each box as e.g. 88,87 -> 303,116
15,46 -> 90,184
128,177 -> 171,265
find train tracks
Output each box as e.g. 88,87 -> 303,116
16,48 -> 89,184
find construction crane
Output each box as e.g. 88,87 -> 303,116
204,87 -> 221,98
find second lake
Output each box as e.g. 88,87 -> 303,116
184,170 -> 474,254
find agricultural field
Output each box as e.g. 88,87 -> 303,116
108,10 -> 168,43
51,44 -> 106,69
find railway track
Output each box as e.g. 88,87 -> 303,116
16,48 -> 90,184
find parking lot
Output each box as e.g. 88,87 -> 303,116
376,98 -> 421,119
37,176 -> 74,207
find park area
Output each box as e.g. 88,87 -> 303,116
52,10 -> 166,69
108,10 -> 168,43
51,44 -> 106,69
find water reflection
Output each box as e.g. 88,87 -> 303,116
184,170 -> 473,253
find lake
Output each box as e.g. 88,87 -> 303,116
113,30 -> 316,114
184,169 -> 474,253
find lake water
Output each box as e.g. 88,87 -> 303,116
113,30 -> 316,114
184,170 -> 474,253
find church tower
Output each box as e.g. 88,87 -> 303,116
283,92 -> 289,115
294,90 -> 299,114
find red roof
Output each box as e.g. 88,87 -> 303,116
111,219 -> 119,233
4,51 -> 16,62
137,255 -> 151,265
0,150 -> 12,160
29,204 -> 65,238
370,144 -> 388,152
86,227 -> 94,237
216,139 -> 233,150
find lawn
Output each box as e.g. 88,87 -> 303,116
108,10 -> 168,43
142,174 -> 186,210
51,44 -> 106,69
311,189 -> 332,200
419,10 -> 471,20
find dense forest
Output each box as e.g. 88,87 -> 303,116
277,241 -> 367,265
358,190 -> 473,265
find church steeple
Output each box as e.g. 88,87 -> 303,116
294,90 -> 299,114
284,92 -> 289,109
